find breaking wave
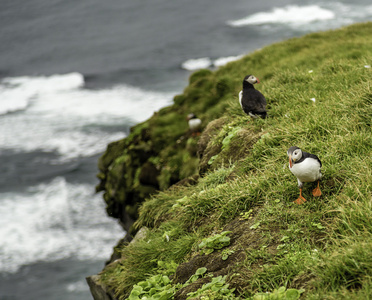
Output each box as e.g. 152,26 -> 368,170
227,3 -> 372,31
0,177 -> 123,273
0,73 -> 174,161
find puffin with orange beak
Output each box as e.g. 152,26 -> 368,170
287,146 -> 322,204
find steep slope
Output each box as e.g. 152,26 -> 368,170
96,68 -> 234,236
90,22 -> 372,299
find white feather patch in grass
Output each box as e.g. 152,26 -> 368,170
310,98 -> 316,102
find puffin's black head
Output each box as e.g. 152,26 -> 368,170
287,146 -> 302,168
243,75 -> 260,87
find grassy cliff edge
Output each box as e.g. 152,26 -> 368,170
91,22 -> 372,300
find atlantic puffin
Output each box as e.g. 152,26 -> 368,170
187,113 -> 202,135
287,146 -> 322,204
239,75 -> 267,119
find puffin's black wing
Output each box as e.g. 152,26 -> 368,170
301,151 -> 322,168
241,89 -> 267,117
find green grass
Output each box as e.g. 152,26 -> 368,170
100,22 -> 372,299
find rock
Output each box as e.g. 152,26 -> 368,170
86,275 -> 116,300
139,161 -> 160,188
86,227 -> 149,300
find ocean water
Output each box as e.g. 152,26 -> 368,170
0,1 -> 371,299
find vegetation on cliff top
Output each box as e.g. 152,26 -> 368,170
99,22 -> 371,299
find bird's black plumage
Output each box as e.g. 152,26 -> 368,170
239,75 -> 267,119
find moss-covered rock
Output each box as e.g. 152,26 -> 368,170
197,117 -> 264,175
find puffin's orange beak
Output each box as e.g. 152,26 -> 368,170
256,78 -> 260,84
289,155 -> 293,168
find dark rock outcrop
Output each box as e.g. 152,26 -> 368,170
86,275 -> 115,300
96,119 -> 201,237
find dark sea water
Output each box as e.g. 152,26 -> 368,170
0,1 -> 371,299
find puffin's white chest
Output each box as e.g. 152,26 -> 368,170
189,118 -> 201,131
289,158 -> 322,183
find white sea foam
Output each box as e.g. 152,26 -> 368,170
0,177 -> 123,273
213,55 -> 244,67
66,280 -> 89,292
0,73 -> 174,161
0,73 -> 84,115
181,54 -> 244,71
181,57 -> 212,70
227,3 -> 372,31
2,72 -> 84,94
0,88 -> 29,114
227,5 -> 335,27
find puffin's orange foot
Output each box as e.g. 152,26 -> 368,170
312,187 -> 322,197
293,196 -> 307,205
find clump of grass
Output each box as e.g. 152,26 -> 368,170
307,238 -> 372,299
102,221 -> 197,299
199,164 -> 235,187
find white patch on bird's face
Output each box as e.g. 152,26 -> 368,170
291,148 -> 302,163
246,75 -> 257,84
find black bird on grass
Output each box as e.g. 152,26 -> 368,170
239,75 -> 267,119
287,146 -> 322,204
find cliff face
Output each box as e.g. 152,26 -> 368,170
89,23 -> 372,300
96,69 -> 235,236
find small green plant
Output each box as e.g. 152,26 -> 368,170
127,266 -> 209,300
156,260 -> 178,276
240,209 -> 253,220
250,222 -> 261,230
127,274 -> 176,300
251,286 -> 304,300
185,267 -> 208,284
199,231 -> 232,255
280,236 -> 290,242
311,222 -> 325,230
221,249 -> 235,261
276,244 -> 286,250
222,126 -> 242,150
208,154 -> 219,165
187,275 -> 238,300
276,235 -> 291,250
